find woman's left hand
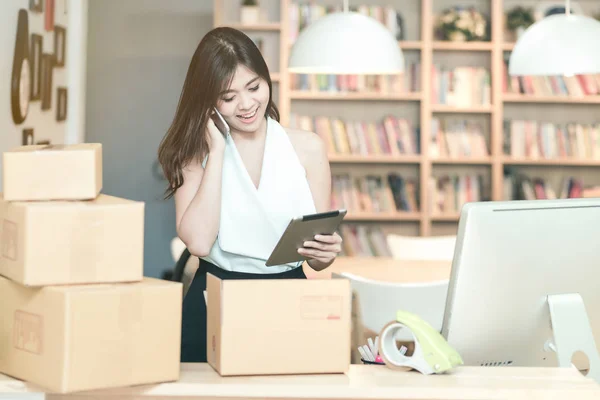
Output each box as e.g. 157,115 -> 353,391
298,232 -> 343,265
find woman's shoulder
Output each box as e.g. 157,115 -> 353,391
284,127 -> 327,165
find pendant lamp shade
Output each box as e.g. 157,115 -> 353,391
508,13 -> 600,76
288,12 -> 404,75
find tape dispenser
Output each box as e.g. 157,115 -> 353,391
378,310 -> 463,374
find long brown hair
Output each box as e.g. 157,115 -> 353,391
157,27 -> 279,199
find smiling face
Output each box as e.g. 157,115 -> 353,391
216,64 -> 270,135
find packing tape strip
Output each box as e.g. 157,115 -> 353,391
378,320 -> 416,371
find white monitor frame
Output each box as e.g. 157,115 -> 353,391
442,198 -> 600,382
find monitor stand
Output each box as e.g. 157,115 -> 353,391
547,293 -> 600,383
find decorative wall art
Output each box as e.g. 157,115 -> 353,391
29,0 -> 43,13
56,87 -> 67,121
22,128 -> 34,145
40,53 -> 54,111
30,34 -> 42,101
11,10 -> 31,125
54,25 -> 66,67
11,1 -> 69,146
45,0 -> 55,31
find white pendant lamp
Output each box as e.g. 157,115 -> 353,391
288,0 -> 404,75
508,0 -> 600,76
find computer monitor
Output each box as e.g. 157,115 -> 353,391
441,197 -> 600,381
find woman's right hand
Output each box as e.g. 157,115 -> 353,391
207,116 -> 226,152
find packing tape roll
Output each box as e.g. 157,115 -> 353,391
378,320 -> 414,371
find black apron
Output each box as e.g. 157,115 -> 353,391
180,258 -> 307,362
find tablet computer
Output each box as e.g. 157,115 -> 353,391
265,209 -> 347,267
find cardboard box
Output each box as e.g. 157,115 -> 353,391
0,193 -> 144,286
0,276 -> 182,394
207,272 -> 351,376
3,143 -> 102,201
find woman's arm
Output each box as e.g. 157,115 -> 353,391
288,129 -> 343,271
175,142 -> 226,258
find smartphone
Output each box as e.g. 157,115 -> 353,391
211,108 -> 230,138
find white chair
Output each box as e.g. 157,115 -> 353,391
333,272 -> 449,342
337,234 -> 455,344
386,234 -> 456,261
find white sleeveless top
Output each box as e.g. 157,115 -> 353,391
201,117 -> 317,273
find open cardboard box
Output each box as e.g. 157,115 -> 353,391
206,272 -> 352,376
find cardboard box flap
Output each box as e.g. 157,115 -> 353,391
45,276 -> 173,294
222,278 -> 349,325
207,273 -> 351,376
0,193 -> 143,209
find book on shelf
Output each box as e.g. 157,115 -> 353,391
339,224 -> 392,257
289,64 -> 420,94
289,114 -> 420,156
428,174 -> 489,215
503,170 -> 584,201
503,120 -> 600,160
430,118 -> 489,158
432,65 -> 491,107
332,173 -> 419,214
502,59 -> 600,97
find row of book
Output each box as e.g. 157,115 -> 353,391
432,65 -> 491,107
430,118 -> 489,158
503,171 -> 584,201
503,120 -> 600,160
332,172 -> 490,216
289,114 -> 420,156
428,174 -> 489,214
332,174 -> 419,214
338,225 -> 393,257
290,64 -> 420,94
502,59 -> 600,97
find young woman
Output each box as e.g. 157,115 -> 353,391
157,27 -> 343,362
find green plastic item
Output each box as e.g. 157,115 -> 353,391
379,310 -> 463,374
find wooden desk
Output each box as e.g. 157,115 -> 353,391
3,363 -> 600,400
304,257 -> 452,281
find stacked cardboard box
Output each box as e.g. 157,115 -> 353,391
0,143 -> 182,394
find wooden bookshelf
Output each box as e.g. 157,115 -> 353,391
346,212 -> 421,222
431,105 -> 494,113
432,41 -> 493,51
214,0 -> 600,241
289,91 -> 422,101
399,40 -> 423,50
432,157 -> 492,165
328,154 -> 422,164
503,94 -> 600,104
502,158 -> 600,167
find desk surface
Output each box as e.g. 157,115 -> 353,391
3,363 -> 600,400
305,257 -> 452,281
